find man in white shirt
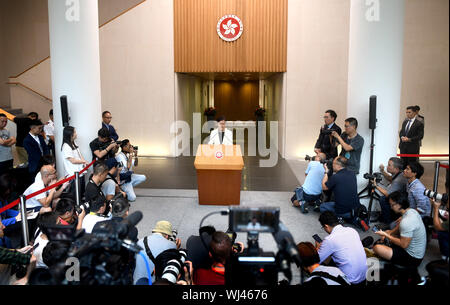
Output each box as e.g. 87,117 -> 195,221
208,116 -> 233,145
116,140 -> 146,201
81,195 -> 111,233
43,109 -> 55,155
23,165 -> 69,211
315,211 -> 367,285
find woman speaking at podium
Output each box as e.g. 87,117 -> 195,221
208,116 -> 233,145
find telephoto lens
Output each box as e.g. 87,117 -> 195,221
424,189 -> 448,205
169,229 -> 178,243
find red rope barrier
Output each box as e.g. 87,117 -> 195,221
440,164 -> 450,169
0,160 -> 95,214
397,154 -> 449,157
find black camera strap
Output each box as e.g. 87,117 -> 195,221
143,236 -> 157,266
310,270 -> 350,286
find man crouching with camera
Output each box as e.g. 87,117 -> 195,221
372,157 -> 408,227
116,140 -> 147,202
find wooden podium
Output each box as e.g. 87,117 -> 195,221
194,144 -> 244,205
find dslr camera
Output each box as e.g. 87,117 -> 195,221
305,154 -> 333,171
75,201 -> 91,214
364,172 -> 383,183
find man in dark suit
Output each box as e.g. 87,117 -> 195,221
399,106 -> 424,166
314,110 -> 342,160
23,119 -> 49,177
102,111 -> 119,141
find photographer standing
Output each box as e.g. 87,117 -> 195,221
332,117 -> 364,175
314,110 -> 342,160
373,157 -> 408,225
116,140 -> 147,202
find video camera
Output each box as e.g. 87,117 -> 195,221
224,207 -> 301,285
44,211 -> 143,285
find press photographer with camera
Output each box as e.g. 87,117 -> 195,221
320,156 -> 360,221
134,220 -> 181,285
54,197 -> 85,230
115,139 -> 146,202
403,162 -> 431,218
431,173 -> 449,259
314,110 -> 342,160
297,241 -> 350,286
84,161 -> 109,204
315,211 -> 367,285
81,195 -> 112,234
372,191 -> 426,268
292,153 -> 326,213
331,117 -> 364,175
373,157 -> 408,225
89,128 -> 119,161
101,159 -> 127,201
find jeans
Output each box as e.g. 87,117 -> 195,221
294,187 -> 321,203
121,174 -> 147,201
319,202 -> 352,219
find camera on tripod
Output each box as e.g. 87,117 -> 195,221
424,189 -> 448,205
363,172 -> 383,183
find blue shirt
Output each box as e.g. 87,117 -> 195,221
318,225 -> 367,284
303,161 -> 325,195
407,179 -> 431,217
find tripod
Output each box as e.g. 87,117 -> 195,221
358,128 -> 381,224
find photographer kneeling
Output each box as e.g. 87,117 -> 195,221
81,195 -> 112,234
372,191 -> 426,268
373,157 -> 408,226
320,156 -> 360,221
115,140 -> 146,202
292,153 -> 326,213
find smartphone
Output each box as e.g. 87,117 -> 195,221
26,242 -> 40,254
312,234 -> 323,243
372,225 -> 380,233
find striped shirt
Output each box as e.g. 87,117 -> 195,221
407,179 -> 431,217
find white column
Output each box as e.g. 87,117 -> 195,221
48,0 -> 102,174
346,0 -> 405,194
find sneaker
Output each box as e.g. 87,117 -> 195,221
299,201 -> 308,214
313,203 -> 321,212
359,219 -> 369,232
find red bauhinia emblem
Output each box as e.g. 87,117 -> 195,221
217,15 -> 243,42
215,151 -> 224,159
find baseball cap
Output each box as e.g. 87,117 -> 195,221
152,221 -> 173,237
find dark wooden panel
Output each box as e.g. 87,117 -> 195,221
214,80 -> 259,121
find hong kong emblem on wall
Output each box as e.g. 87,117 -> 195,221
217,15 -> 243,42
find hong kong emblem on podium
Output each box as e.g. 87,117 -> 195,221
217,15 -> 243,42
215,151 -> 224,160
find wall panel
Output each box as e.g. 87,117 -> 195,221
174,0 -> 287,72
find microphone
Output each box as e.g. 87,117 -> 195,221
117,211 -> 143,239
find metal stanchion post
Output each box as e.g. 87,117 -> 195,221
75,171 -> 80,207
433,161 -> 440,192
19,195 -> 29,247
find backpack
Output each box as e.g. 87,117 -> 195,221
353,204 -> 369,231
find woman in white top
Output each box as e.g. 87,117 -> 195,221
61,126 -> 88,197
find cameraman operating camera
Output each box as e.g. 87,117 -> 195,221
115,139 -> 147,202
292,152 -> 326,213
89,128 -> 118,161
332,117 -> 364,175
373,157 -> 408,225
314,110 -> 342,160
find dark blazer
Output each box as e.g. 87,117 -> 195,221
315,123 -> 342,160
398,118 -> 424,154
23,134 -> 49,174
102,123 -> 119,141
